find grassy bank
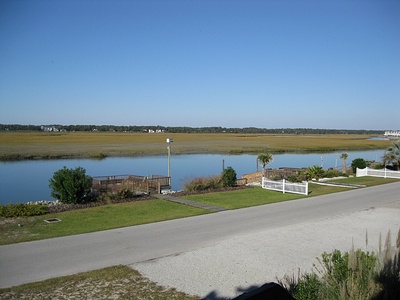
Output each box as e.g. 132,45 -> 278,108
0,132 -> 390,160
0,265 -> 200,300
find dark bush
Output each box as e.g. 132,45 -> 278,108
221,166 -> 237,187
323,169 -> 347,178
49,166 -> 94,204
351,158 -> 367,173
0,203 -> 49,217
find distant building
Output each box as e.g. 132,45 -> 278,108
148,129 -> 164,133
41,125 -> 59,132
384,130 -> 400,138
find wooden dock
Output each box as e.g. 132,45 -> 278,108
92,174 -> 171,194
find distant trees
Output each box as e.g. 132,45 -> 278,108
49,167 -> 93,204
0,123 -> 385,135
258,153 -> 273,178
383,141 -> 400,170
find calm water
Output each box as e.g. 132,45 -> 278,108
0,150 -> 384,204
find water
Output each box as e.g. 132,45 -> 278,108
0,150 -> 384,204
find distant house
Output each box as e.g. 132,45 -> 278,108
384,130 -> 400,138
148,129 -> 165,133
41,125 -> 59,132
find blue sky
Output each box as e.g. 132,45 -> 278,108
0,0 -> 399,130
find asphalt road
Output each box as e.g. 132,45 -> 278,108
1,182 -> 400,289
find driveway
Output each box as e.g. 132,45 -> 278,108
1,182 -> 399,298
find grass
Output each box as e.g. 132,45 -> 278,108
183,184 -> 350,210
184,177 -> 400,210
0,131 -> 390,160
0,265 -> 200,300
0,199 -> 209,245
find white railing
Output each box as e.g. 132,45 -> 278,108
262,178 -> 308,195
356,167 -> 400,179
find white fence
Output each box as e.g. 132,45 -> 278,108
262,178 -> 308,195
356,167 -> 400,179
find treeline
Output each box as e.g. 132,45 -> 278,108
0,124 -> 384,135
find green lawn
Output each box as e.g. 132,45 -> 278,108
183,184 -> 351,210
0,199 -> 209,245
184,177 -> 399,210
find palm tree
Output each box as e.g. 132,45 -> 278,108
383,141 -> 400,170
340,153 -> 348,173
258,153 -> 273,178
306,165 -> 324,181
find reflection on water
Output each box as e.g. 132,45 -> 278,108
0,150 -> 385,204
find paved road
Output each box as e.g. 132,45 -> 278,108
1,182 -> 399,289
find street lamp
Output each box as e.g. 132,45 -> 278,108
166,138 -> 173,187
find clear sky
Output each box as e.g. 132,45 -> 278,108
0,0 -> 399,130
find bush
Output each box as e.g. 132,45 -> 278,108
49,166 -> 94,204
0,203 -> 49,217
221,166 -> 237,187
183,175 -> 222,192
323,169 -> 347,178
351,158 -> 367,173
280,247 -> 381,300
98,188 -> 137,203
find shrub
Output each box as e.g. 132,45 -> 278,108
98,188 -> 137,203
351,158 -> 367,173
287,174 -> 303,183
183,175 -> 222,192
49,166 -> 94,204
323,169 -> 347,178
0,203 -> 49,217
306,165 -> 324,181
221,166 -> 237,187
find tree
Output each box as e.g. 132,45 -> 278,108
306,165 -> 325,181
351,158 -> 367,173
49,167 -> 93,204
340,153 -> 348,173
258,153 -> 273,178
221,166 -> 237,187
383,141 -> 400,170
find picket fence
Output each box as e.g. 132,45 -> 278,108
262,178 -> 309,195
356,167 -> 400,179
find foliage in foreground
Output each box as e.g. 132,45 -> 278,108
278,230 -> 400,300
49,166 -> 94,204
0,203 -> 49,217
0,265 -> 200,300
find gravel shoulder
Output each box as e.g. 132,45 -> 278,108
132,203 -> 400,299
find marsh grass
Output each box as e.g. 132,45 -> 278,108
0,132 -> 390,160
0,265 -> 200,300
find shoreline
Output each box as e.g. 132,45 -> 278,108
0,146 -> 388,162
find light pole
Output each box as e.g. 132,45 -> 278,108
166,138 -> 173,187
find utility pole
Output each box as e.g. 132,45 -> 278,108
166,138 -> 173,188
